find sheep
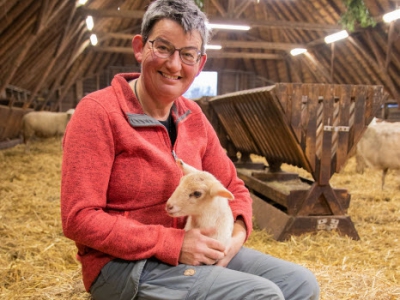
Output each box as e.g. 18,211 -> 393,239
21,109 -> 75,152
356,118 -> 400,189
165,159 -> 234,246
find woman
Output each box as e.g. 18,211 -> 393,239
61,0 -> 320,299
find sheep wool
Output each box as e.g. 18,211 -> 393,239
166,159 -> 235,246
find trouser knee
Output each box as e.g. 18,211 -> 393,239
249,280 -> 285,300
287,267 -> 320,300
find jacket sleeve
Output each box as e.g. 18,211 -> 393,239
61,97 -> 184,265
199,113 -> 253,240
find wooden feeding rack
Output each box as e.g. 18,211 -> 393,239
205,83 -> 387,241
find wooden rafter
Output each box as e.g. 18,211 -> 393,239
79,8 -> 343,32
348,36 -> 400,103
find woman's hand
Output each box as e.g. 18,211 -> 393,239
179,227 -> 226,266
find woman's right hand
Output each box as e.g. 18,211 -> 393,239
179,228 -> 226,266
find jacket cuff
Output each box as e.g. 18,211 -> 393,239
155,227 -> 185,265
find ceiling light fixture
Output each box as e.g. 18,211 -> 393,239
383,9 -> 400,23
207,23 -> 250,31
324,30 -> 349,44
86,16 -> 94,31
206,45 -> 222,50
290,48 -> 307,56
76,0 -> 88,7
90,34 -> 98,46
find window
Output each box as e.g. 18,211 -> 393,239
183,71 -> 218,99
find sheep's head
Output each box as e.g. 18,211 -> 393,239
165,159 -> 233,217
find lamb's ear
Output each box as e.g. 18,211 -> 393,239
210,181 -> 234,200
176,159 -> 199,175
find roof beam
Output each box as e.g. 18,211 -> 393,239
100,33 -> 305,50
79,8 -> 342,32
211,40 -> 306,50
90,46 -> 283,59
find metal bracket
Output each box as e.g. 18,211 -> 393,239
317,218 -> 340,230
323,126 -> 350,132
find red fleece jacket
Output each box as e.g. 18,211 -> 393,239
61,73 -> 253,291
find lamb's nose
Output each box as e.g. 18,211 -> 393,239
166,203 -> 173,211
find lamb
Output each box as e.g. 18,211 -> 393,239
21,109 -> 75,152
356,118 -> 400,189
165,159 -> 234,246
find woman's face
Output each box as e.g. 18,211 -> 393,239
133,19 -> 207,104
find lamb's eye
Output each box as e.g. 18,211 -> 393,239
190,191 -> 202,198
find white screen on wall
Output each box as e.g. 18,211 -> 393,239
183,71 -> 218,99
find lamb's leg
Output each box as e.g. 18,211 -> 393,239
382,168 -> 388,190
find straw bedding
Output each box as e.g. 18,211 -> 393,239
0,139 -> 399,299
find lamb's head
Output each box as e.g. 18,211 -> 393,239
165,159 -> 234,217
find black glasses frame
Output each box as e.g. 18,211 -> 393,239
148,38 -> 202,66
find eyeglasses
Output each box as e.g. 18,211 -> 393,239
148,37 -> 202,66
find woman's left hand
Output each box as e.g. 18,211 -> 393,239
215,217 -> 247,267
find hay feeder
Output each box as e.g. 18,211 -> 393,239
200,83 -> 387,241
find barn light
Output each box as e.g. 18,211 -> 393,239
324,30 -> 349,44
207,23 -> 250,31
383,9 -> 400,23
290,48 -> 307,56
90,34 -> 98,46
206,44 -> 222,50
76,0 -> 88,7
86,16 -> 94,31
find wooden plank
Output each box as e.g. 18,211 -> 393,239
251,193 -> 292,241
212,101 -> 258,154
237,169 -> 288,208
276,83 -> 289,116
349,85 -> 367,158
252,193 -> 358,241
0,138 -> 23,150
336,85 -> 351,172
279,216 -> 360,241
252,171 -> 299,182
296,183 -> 346,216
304,84 -> 318,176
319,85 -> 334,184
290,83 -> 303,143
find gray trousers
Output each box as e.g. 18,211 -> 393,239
90,247 -> 320,300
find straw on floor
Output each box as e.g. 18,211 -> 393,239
0,139 -> 399,299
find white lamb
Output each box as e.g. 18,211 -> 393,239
165,159 -> 234,246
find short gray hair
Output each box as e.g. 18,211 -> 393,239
141,0 -> 211,54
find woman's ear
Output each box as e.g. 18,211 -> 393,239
196,53 -> 207,76
132,35 -> 144,63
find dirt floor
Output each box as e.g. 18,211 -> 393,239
0,139 -> 399,299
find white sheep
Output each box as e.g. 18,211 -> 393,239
356,119 -> 400,189
165,159 -> 234,246
21,109 -> 75,152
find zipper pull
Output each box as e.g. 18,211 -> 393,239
172,150 -> 178,161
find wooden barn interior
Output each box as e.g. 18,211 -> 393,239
1,0 -> 400,299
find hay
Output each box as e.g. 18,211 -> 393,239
0,139 -> 89,299
1,139 -> 399,299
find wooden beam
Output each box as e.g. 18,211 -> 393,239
79,8 -> 342,32
212,40 -> 306,50
207,51 -> 283,60
90,46 -> 283,60
44,28 -> 88,103
99,33 -> 305,50
234,0 -> 253,18
303,52 -> 333,83
33,0 -> 48,34
79,8 -> 144,19
385,21 -> 395,69
348,37 -> 400,102
210,0 -> 226,16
